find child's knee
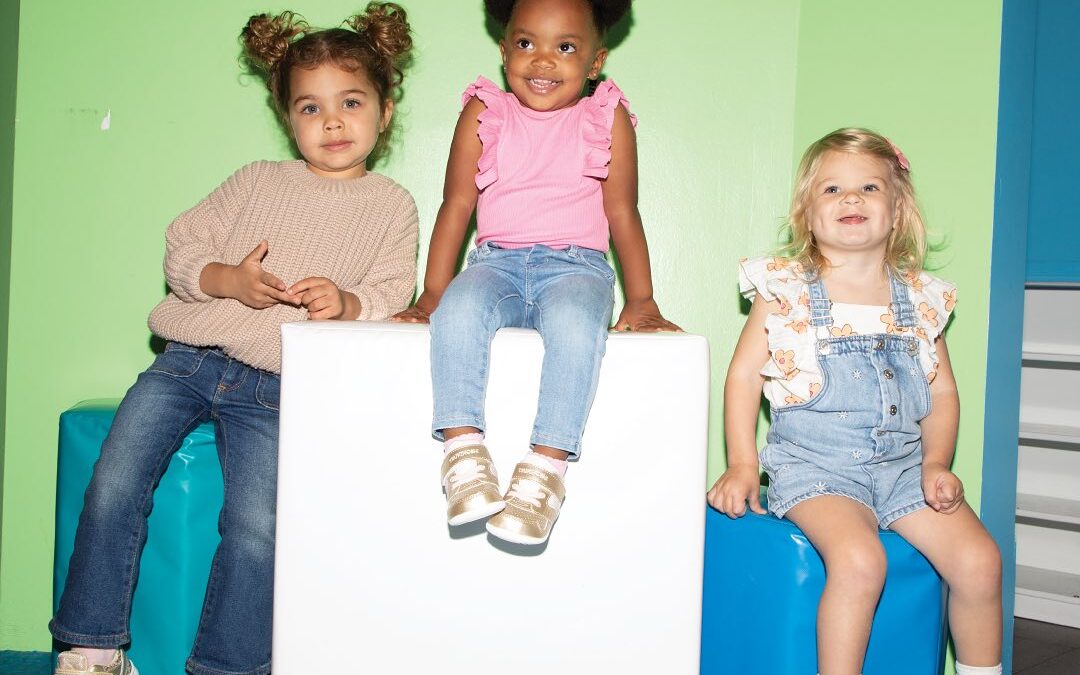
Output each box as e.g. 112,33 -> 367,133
825,541 -> 888,591
949,536 -> 1002,598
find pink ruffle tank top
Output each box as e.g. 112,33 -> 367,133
462,76 -> 636,252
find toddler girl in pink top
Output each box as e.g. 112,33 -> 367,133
394,0 -> 677,545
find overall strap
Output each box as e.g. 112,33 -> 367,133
888,272 -> 918,329
807,277 -> 833,343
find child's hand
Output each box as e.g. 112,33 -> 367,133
613,298 -> 682,332
707,465 -> 766,518
289,277 -> 353,320
922,462 -> 965,514
390,291 -> 438,324
219,240 -> 299,309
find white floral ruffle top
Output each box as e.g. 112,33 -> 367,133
739,256 -> 957,409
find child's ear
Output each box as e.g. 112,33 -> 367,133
380,100 -> 395,133
587,47 -> 609,80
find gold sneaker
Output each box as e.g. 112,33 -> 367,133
55,650 -> 139,675
441,444 -> 505,525
485,458 -> 566,545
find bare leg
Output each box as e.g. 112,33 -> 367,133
786,496 -> 886,675
532,445 -> 570,461
443,426 -> 482,440
889,503 -> 1002,666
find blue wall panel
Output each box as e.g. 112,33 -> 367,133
1026,0 -> 1080,282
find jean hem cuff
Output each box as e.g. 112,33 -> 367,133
529,433 -> 580,458
432,417 -> 485,439
880,500 -> 929,529
48,620 -> 129,648
185,658 -> 272,675
770,489 -> 875,521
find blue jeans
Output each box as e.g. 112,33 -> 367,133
430,243 -> 615,457
50,343 -> 279,675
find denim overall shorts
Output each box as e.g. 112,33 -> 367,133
760,274 -> 931,529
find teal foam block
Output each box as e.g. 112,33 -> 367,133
53,400 -> 223,675
701,503 -> 947,674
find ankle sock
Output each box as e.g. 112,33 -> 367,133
524,451 -> 568,477
955,664 -> 1002,675
72,648 -> 118,667
443,433 -> 484,454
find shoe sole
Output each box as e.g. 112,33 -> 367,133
447,500 -> 506,527
485,521 -> 551,545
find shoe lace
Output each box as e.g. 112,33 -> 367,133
506,478 -> 545,507
446,458 -> 487,489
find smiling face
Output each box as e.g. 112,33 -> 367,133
499,0 -> 608,112
806,150 -> 899,260
287,63 -> 393,180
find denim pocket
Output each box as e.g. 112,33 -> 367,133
149,343 -> 208,378
571,248 -> 616,282
255,372 -> 280,411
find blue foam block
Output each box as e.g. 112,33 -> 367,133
53,400 -> 223,675
701,503 -> 947,674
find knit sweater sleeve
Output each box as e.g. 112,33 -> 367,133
346,188 -> 419,320
163,163 -> 259,302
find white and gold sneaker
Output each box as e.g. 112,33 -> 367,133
55,650 -> 138,675
441,444 -> 505,526
486,457 -> 565,545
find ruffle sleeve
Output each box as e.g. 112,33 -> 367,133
739,256 -> 807,304
908,271 -> 956,342
905,271 -> 957,380
739,257 -> 820,392
582,80 -> 637,179
461,76 -> 506,191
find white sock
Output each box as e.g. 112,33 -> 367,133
524,451 -> 568,477
443,433 -> 484,454
72,648 -> 118,667
955,664 -> 1002,675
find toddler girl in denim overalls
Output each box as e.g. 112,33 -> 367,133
708,128 -> 1003,675
394,0 -> 679,546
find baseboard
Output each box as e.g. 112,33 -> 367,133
0,651 -> 51,674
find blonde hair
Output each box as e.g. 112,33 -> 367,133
781,127 -> 926,280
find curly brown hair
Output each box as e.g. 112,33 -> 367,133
484,0 -> 631,35
241,2 -> 413,162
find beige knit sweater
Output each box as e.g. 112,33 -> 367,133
148,160 -> 418,373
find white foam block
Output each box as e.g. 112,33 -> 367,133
273,321 -> 709,673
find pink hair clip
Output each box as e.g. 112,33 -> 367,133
885,138 -> 910,172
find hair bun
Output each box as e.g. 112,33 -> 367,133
346,1 -> 413,67
241,11 -> 309,73
594,0 -> 632,31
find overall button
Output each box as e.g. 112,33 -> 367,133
874,339 -> 885,350
883,369 -> 894,379
889,404 -> 897,415
876,429 -> 886,436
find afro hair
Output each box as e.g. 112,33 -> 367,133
484,0 -> 631,33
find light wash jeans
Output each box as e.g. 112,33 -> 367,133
430,243 -> 615,457
50,343 -> 279,675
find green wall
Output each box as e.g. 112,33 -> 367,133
0,0 -> 21,593
793,1 -> 1003,509
0,0 -> 1003,658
